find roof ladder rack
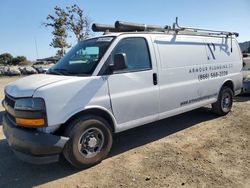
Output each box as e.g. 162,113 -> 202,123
91,18 -> 239,52
92,21 -> 171,33
172,17 -> 239,38
172,17 -> 238,52
92,23 -> 116,33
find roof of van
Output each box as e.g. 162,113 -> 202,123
94,32 -> 238,40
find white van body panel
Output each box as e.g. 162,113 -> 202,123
106,34 -> 160,132
108,70 -> 159,132
33,76 -> 112,126
148,35 -> 242,122
203,37 -> 243,93
5,74 -> 74,98
153,35 -> 210,118
4,33 -> 242,134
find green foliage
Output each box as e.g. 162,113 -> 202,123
44,6 -> 71,57
0,53 -> 28,65
66,4 -> 91,41
43,5 -> 91,57
0,53 -> 13,64
11,56 -> 27,65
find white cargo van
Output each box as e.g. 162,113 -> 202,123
2,19 -> 242,168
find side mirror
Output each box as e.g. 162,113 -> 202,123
110,53 -> 127,71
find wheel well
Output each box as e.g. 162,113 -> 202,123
55,108 -> 115,135
222,80 -> 234,94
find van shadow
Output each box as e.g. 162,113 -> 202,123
0,107 -> 218,187
109,107 -> 217,157
234,94 -> 250,103
0,111 -> 4,126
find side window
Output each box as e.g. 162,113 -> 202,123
112,37 -> 151,72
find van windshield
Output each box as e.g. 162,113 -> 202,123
47,37 -> 114,76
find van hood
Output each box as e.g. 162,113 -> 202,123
5,74 -> 75,98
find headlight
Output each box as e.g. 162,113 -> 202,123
13,98 -> 46,127
14,98 -> 45,111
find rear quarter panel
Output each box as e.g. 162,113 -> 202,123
152,34 -> 242,120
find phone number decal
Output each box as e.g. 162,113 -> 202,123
188,63 -> 233,81
198,70 -> 228,81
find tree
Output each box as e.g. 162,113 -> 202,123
44,6 -> 71,57
11,56 -> 27,65
43,5 -> 91,57
0,53 -> 13,64
66,4 -> 91,41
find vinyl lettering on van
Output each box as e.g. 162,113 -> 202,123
180,93 -> 218,106
188,63 -> 233,81
188,63 -> 233,74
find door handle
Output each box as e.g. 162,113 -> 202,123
153,73 -> 157,85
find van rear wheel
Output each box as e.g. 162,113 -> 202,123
212,86 -> 233,116
63,115 -> 113,168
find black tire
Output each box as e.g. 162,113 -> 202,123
63,115 -> 113,168
212,86 -> 233,116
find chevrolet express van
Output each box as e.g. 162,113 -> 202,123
2,20 -> 242,168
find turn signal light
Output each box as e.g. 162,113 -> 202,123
16,118 -> 45,127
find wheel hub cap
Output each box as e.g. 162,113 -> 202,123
221,93 -> 231,111
87,137 -> 97,148
78,127 -> 104,158
224,98 -> 229,106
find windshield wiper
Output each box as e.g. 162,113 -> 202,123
47,69 -> 63,75
47,68 -> 90,76
74,73 -> 90,76
54,68 -> 72,75
47,68 -> 73,75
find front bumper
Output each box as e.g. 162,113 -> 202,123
2,113 -> 69,164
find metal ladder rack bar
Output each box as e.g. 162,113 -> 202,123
114,21 -> 170,32
92,23 -> 116,32
172,17 -> 239,37
92,22 -> 171,33
91,17 -> 239,40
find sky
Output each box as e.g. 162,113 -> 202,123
0,0 -> 249,61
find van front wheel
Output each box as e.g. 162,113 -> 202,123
63,115 -> 113,168
212,86 -> 233,116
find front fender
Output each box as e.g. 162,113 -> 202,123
64,105 -> 117,132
